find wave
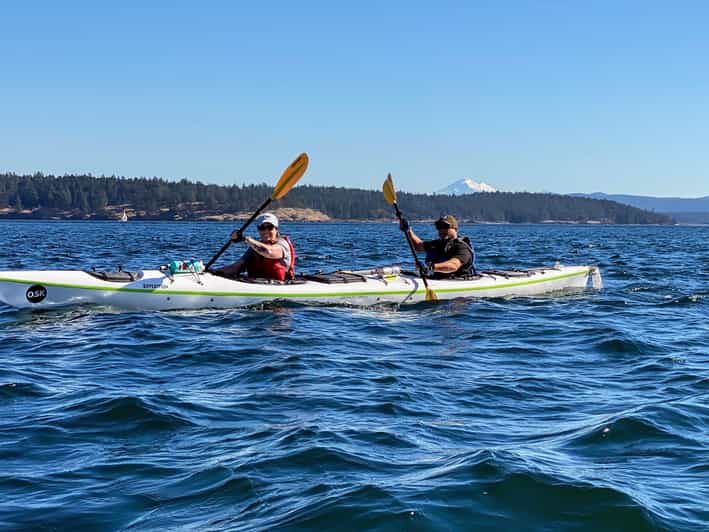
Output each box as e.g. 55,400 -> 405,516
659,294 -> 706,306
54,395 -> 195,433
0,381 -> 50,399
565,415 -> 699,454
594,334 -> 660,356
241,444 -> 399,475
148,465 -> 257,504
254,449 -> 665,530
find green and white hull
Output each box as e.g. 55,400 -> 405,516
0,264 -> 601,311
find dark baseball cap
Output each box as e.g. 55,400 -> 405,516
435,214 -> 458,229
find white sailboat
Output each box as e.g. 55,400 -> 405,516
121,209 -> 128,222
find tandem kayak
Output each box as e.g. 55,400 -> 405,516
0,264 -> 602,310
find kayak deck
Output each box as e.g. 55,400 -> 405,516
0,264 -> 601,310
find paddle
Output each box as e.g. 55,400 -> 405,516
382,174 -> 438,302
205,153 -> 309,271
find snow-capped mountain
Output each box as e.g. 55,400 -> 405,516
437,178 -> 497,195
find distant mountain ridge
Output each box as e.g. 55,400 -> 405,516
438,178 -> 497,195
572,192 -> 709,213
572,192 -> 709,223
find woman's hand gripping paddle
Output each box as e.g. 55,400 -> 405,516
205,153 -> 309,271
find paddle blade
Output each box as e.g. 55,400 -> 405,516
425,286 -> 438,302
271,153 -> 309,200
382,173 -> 397,205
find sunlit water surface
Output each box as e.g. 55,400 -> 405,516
1,221 -> 707,530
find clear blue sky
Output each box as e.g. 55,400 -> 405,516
2,1 -> 708,196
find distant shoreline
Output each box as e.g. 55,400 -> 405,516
0,217 -> 696,227
1,173 -> 675,224
0,205 -> 680,225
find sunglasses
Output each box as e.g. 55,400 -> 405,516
258,223 -> 276,231
435,223 -> 451,230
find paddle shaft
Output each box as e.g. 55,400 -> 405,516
391,203 -> 433,289
204,196 -> 273,270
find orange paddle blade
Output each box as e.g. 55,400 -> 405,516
272,153 -> 309,200
382,173 -> 397,205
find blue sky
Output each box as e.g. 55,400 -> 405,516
1,1 -> 708,196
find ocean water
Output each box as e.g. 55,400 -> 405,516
1,220 -> 707,531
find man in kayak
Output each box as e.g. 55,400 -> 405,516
214,213 -> 296,281
399,214 -> 474,278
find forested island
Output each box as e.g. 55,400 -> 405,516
0,172 -> 673,224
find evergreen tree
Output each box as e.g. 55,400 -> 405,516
18,180 -> 40,208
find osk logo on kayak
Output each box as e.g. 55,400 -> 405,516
26,285 -> 48,304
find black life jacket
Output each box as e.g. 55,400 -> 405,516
461,236 -> 476,275
425,236 -> 476,278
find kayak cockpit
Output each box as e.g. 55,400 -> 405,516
85,270 -> 144,282
212,270 -> 372,285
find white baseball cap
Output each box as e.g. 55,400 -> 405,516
257,212 -> 279,228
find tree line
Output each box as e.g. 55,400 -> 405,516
0,172 -> 673,224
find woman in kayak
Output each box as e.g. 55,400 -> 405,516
214,213 -> 296,281
399,214 -> 474,278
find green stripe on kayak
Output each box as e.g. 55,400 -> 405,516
0,269 -> 589,298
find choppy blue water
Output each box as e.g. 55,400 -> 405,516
1,221 -> 707,531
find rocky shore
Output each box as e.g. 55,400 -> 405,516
0,206 -> 334,222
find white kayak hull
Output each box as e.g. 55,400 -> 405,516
0,265 -> 601,310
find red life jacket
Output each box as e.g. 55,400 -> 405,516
245,235 -> 296,281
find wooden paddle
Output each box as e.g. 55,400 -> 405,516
382,174 -> 438,302
205,153 -> 309,271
